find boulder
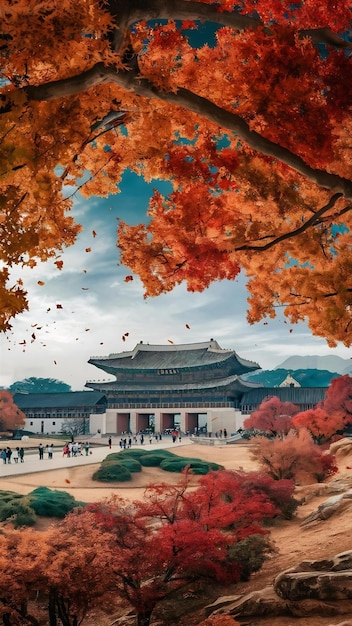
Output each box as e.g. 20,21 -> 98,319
206,551 -> 352,620
274,550 -> 352,600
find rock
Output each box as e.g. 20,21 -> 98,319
206,551 -> 352,621
300,490 -> 352,525
274,550 -> 352,600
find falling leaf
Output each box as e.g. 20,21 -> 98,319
81,287 -> 89,290
83,269 -> 87,273
185,323 -> 190,329
53,360 -> 57,364
31,333 -> 36,342
168,339 -> 174,344
56,304 -> 63,309
124,275 -> 133,282
47,308 -> 51,312
92,230 -> 97,238
124,332 -> 129,337
85,247 -> 91,253
19,340 -> 26,345
289,329 -> 293,333
37,280 -> 45,286
65,479 -> 71,484
54,260 -> 64,270
100,342 -> 104,345
122,335 -> 126,342
85,328 -> 90,332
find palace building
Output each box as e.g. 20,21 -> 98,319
13,340 -> 328,437
85,339 -> 283,435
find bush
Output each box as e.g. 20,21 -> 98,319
0,498 -> 37,527
29,487 -> 84,518
118,458 -> 142,472
160,458 -> 223,474
139,454 -> 173,467
92,461 -> 131,482
228,534 -> 274,581
116,449 -> 148,459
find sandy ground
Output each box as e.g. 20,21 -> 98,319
2,438 -> 352,626
0,440 -> 259,502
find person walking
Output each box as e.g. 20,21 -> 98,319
85,441 -> 90,456
108,436 -> 112,449
12,447 -> 19,463
1,449 -> 6,464
38,443 -> 44,460
6,447 -> 12,464
47,444 -> 53,459
19,447 -> 24,463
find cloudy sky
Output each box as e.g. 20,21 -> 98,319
1,170 -> 351,391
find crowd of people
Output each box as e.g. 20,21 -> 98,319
1,446 -> 25,463
62,441 -> 91,457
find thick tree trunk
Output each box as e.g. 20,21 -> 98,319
136,610 -> 153,626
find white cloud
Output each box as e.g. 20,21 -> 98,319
1,176 -> 351,390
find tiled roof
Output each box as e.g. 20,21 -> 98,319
14,391 -> 106,409
240,386 -> 326,407
88,340 -> 260,373
86,375 -> 261,393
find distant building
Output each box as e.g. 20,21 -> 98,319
12,340 -> 329,437
86,339 -> 261,435
278,373 -> 301,387
14,391 -> 106,435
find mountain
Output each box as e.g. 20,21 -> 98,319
274,355 -> 352,375
243,368 -> 340,387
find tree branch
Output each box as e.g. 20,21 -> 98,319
236,193 -> 350,251
24,64 -> 352,198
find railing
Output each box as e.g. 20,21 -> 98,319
107,401 -> 239,409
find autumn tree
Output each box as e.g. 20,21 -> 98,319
0,0 -> 351,344
81,469 -> 284,626
291,375 -> 352,442
251,428 -> 338,483
0,520 -> 115,626
243,395 -> 299,437
0,391 -> 25,434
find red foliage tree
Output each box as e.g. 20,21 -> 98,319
243,396 -> 299,437
292,406 -> 344,444
251,428 -> 338,483
0,391 -> 26,434
82,470 -> 282,626
322,374 -> 352,428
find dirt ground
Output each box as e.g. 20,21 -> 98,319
2,439 -> 352,626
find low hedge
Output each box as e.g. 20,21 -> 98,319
159,458 -> 223,474
29,487 -> 85,518
0,497 -> 37,527
118,458 -> 142,472
139,454 -> 176,467
92,461 -> 131,482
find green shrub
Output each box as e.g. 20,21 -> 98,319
0,490 -> 24,504
227,534 -> 275,581
92,461 -> 131,482
139,454 -> 172,467
104,452 -> 123,462
0,498 -> 37,527
118,458 -> 142,472
29,487 -> 84,518
159,458 -> 222,474
116,449 -> 148,459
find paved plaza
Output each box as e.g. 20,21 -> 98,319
0,437 -> 193,478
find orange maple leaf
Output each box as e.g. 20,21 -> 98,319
124,275 -> 133,282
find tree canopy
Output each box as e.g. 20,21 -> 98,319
8,377 -> 72,394
0,0 -> 351,345
0,390 -> 25,433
